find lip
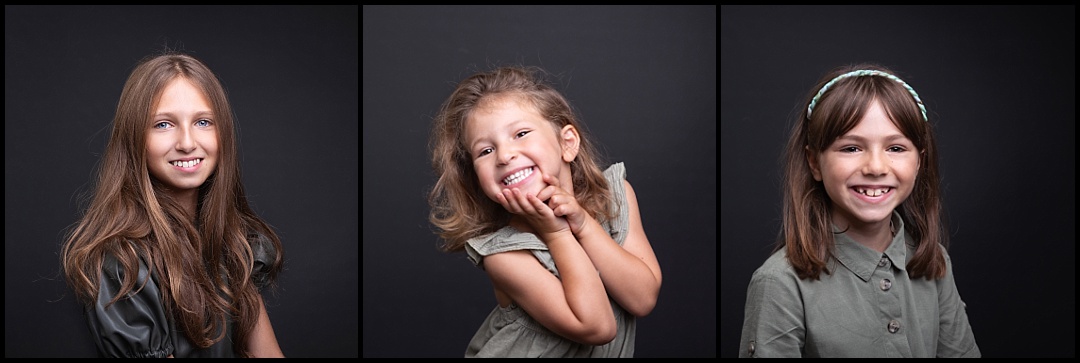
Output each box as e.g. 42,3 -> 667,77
500,166 -> 536,187
170,157 -> 204,173
170,157 -> 204,162
850,185 -> 894,204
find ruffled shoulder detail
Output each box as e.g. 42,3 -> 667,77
601,162 -> 630,246
88,251 -> 174,358
465,226 -> 548,267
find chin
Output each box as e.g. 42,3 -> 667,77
852,210 -> 895,224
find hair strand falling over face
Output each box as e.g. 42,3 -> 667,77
428,66 -> 615,252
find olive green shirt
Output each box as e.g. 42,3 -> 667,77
738,212 -> 980,357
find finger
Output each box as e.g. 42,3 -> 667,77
552,197 -> 571,216
526,193 -> 552,216
513,189 -> 540,215
496,190 -> 508,207
535,185 -> 557,203
502,189 -> 522,213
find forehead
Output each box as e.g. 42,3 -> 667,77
465,96 -> 545,137
156,78 -> 211,109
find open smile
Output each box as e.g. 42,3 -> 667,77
501,166 -> 536,187
850,186 -> 893,204
170,158 -> 203,173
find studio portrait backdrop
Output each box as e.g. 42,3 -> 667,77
721,5 -> 1074,358
362,5 -> 716,358
4,6 -> 358,358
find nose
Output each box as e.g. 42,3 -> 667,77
175,127 -> 196,153
863,149 -> 888,176
496,144 -> 516,165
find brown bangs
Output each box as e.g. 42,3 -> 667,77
806,76 -> 927,153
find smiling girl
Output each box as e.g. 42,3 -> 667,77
62,52 -> 285,358
429,66 -> 662,357
738,64 -> 979,357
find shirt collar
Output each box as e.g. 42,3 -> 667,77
831,210 -> 909,281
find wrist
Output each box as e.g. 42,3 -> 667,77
572,215 -> 600,239
538,229 -> 577,246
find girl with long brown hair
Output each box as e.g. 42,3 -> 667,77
738,64 -> 979,357
429,66 -> 662,357
61,51 -> 285,358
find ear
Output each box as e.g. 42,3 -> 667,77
560,124 -> 580,163
806,145 -> 823,181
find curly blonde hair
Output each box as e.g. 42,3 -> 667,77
429,66 -> 613,252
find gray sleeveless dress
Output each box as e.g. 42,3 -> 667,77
463,162 -> 636,358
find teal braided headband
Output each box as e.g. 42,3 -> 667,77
807,69 -> 928,122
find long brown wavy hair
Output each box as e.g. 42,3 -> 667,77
429,66 -> 614,252
61,52 -> 284,357
778,63 -> 947,280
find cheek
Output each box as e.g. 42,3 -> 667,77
201,135 -> 220,154
145,138 -> 168,158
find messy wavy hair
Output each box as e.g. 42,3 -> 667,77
429,66 -> 614,252
61,52 -> 284,357
779,63 -> 947,280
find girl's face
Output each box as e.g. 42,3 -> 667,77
464,95 -> 578,205
145,77 -> 219,192
808,100 -> 920,229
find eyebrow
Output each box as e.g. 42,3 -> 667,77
836,134 -> 910,143
153,110 -> 214,118
469,119 -> 531,150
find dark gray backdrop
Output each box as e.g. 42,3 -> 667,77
4,5 -> 358,358
721,5 -> 1075,358
362,5 -> 717,358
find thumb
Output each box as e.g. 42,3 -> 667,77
543,173 -> 559,187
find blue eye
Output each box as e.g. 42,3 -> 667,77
153,121 -> 171,129
196,119 -> 212,127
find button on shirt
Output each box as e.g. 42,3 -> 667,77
738,212 -> 980,357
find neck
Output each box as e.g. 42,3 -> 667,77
835,216 -> 895,253
508,215 -> 535,234
169,188 -> 199,219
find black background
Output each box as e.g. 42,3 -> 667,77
721,5 -> 1074,358
5,6 -> 358,358
362,5 -> 716,358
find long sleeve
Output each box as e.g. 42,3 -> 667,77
933,251 -> 981,357
739,254 -> 806,358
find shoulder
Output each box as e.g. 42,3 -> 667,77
465,226 -> 548,268
99,241 -> 151,284
247,231 -> 278,261
751,249 -> 797,280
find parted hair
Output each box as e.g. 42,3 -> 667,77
61,52 -> 284,357
778,63 -> 947,281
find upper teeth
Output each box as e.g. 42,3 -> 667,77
855,187 -> 890,197
503,167 -> 534,186
171,159 -> 202,168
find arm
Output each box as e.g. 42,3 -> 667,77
739,270 -> 804,358
573,180 -> 662,317
246,294 -> 285,357
486,188 -> 617,345
935,250 -> 981,357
